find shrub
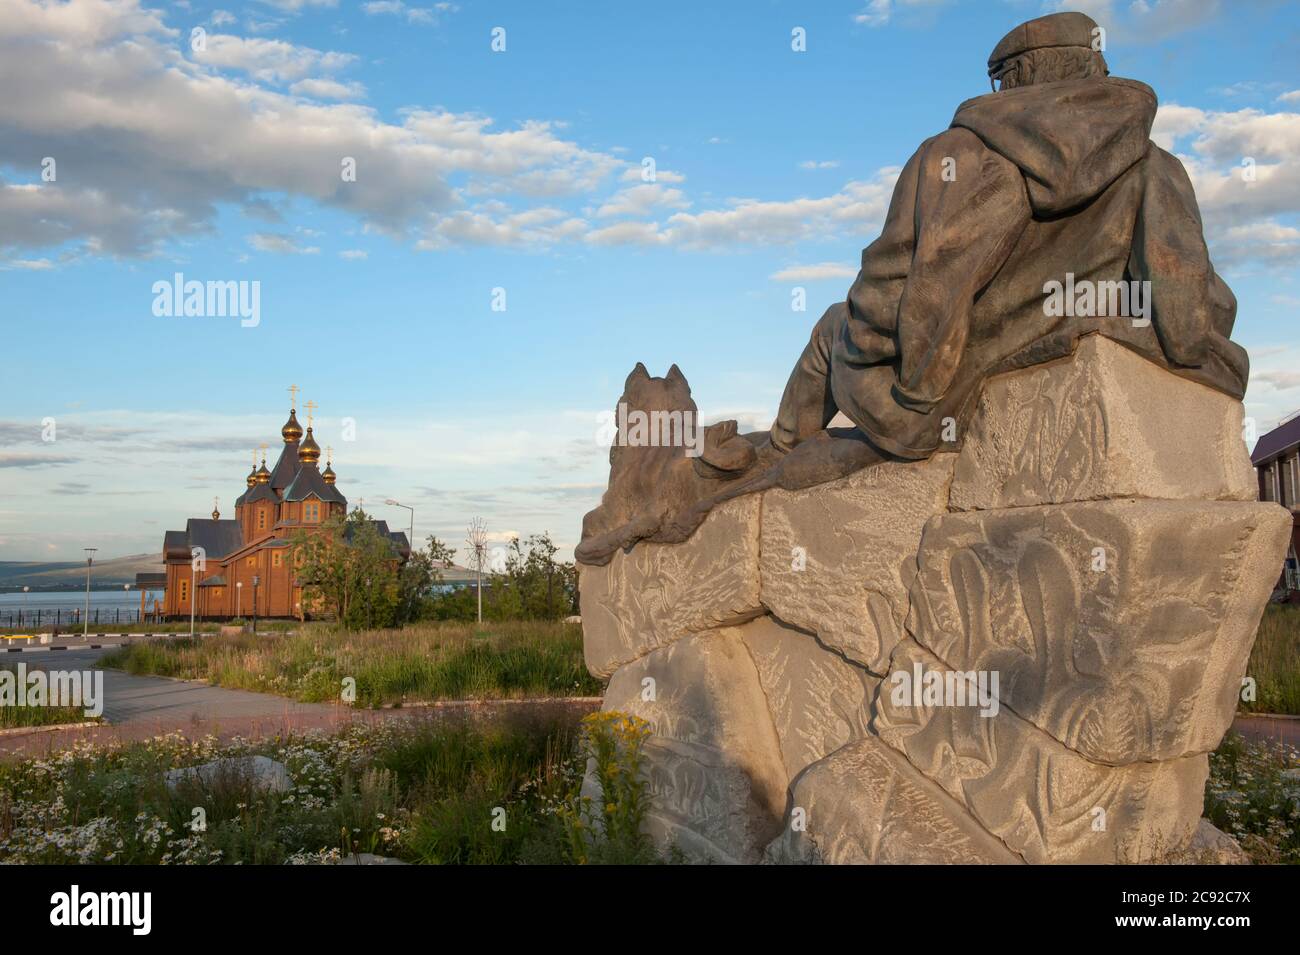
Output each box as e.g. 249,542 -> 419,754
557,711 -> 662,865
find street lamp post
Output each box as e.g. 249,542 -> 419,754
83,548 -> 97,639
190,557 -> 197,637
385,499 -> 414,554
21,585 -> 29,627
236,581 -> 243,620
252,575 -> 260,633
385,500 -> 415,622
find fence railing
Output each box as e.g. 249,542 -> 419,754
1,608 -> 158,629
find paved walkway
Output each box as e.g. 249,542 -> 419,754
1,647 -> 341,757
5,647 -> 334,725
1231,713 -> 1300,748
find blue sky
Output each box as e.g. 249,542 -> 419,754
2,0 -> 1299,563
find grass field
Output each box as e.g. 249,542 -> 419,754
1241,604 -> 1300,715
99,620 -> 604,706
0,704 -> 98,730
0,712 -> 662,865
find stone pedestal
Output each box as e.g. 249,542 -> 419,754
579,335 -> 1290,864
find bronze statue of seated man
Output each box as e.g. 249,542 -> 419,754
577,11 -> 1246,566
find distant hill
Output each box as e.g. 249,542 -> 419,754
0,553 -> 164,590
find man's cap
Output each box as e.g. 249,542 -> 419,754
987,11 -> 1100,77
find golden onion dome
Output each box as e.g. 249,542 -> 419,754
255,460 -> 272,484
282,408 -> 304,444
246,466 -> 257,489
298,427 -> 321,465
322,459 -> 336,485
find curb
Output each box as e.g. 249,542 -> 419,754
4,644 -> 122,653
3,633 -> 169,640
376,696 -> 605,710
0,720 -> 107,738
1235,712 -> 1300,721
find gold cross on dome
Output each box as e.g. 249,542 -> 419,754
288,384 -> 300,410
251,449 -> 257,469
326,445 -> 333,464
260,442 -> 268,463
305,400 -> 318,428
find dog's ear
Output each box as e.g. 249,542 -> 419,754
624,362 -> 651,390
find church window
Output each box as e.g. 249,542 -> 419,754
179,579 -> 189,603
272,551 -> 283,568
246,556 -> 256,568
304,502 -> 320,523
257,507 -> 267,531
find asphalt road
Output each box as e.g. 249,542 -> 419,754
12,647 -> 334,725
1,645 -> 351,757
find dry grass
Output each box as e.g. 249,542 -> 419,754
100,620 -> 603,706
1242,603 -> 1300,715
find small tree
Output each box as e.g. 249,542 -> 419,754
397,535 -> 457,621
293,506 -> 406,630
499,532 -> 576,620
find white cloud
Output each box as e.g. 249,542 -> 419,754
289,77 -> 366,100
855,0 -> 893,27
595,184 -> 689,218
769,262 -> 858,282
584,220 -> 666,246
0,0 -> 623,257
1215,222 -> 1300,266
1246,343 -> 1300,430
1154,103 -> 1300,269
194,34 -> 357,84
799,160 -> 839,170
248,232 -> 320,254
257,0 -> 337,11
418,207 -> 588,249
578,171 -> 898,249
361,0 -> 447,25
658,171 -> 899,249
854,0 -> 948,28
1252,369 -> 1300,391
619,167 -> 685,184
1150,104 -> 1210,146
20,0 -> 1265,267
338,249 -> 368,259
